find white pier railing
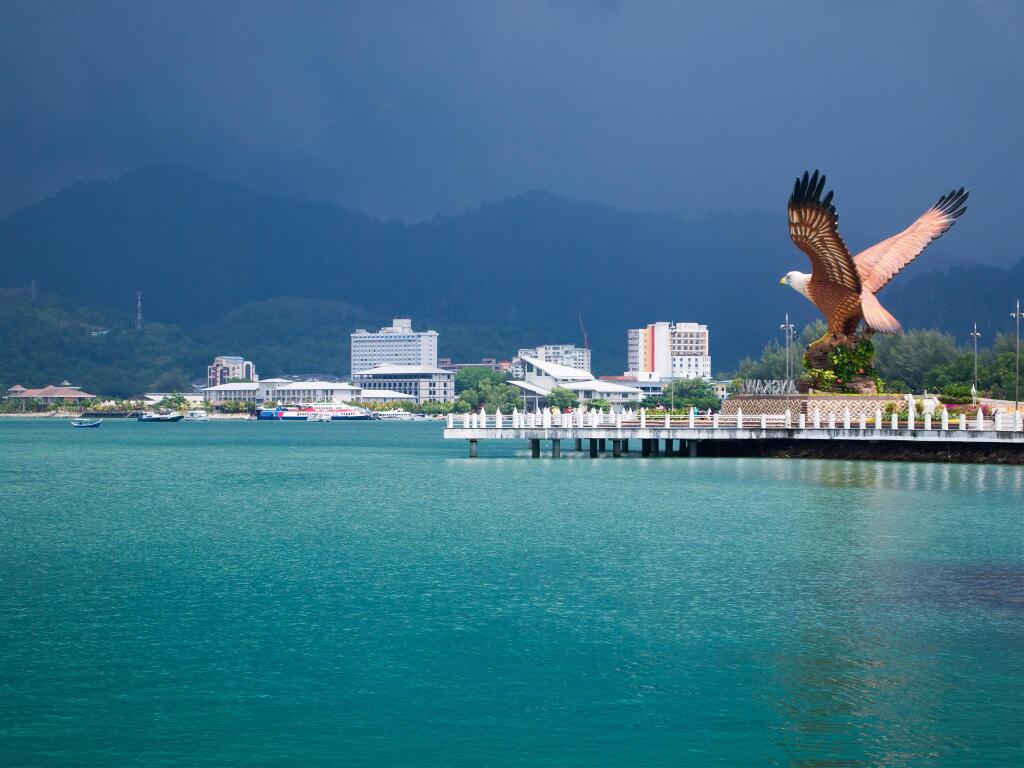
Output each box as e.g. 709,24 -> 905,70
448,406 -> 1024,434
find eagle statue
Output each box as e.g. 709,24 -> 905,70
781,170 -> 968,340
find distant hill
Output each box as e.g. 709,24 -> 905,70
1,165 -> 1018,376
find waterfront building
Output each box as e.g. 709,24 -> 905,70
511,345 -> 590,378
357,388 -> 418,404
207,355 -> 258,387
509,357 -> 642,411
202,382 -> 261,405
351,365 -> 455,404
350,318 -> 438,376
626,322 -> 711,382
8,384 -> 98,404
271,381 -> 363,405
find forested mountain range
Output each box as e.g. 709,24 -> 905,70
1,165 -> 1020,395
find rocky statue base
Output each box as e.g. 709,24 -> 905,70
798,330 -> 880,395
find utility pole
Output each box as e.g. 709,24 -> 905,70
136,291 -> 143,330
780,313 -> 796,380
970,322 -> 981,406
669,320 -> 675,412
1012,299 -> 1023,414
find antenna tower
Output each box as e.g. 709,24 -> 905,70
577,313 -> 589,350
136,290 -> 143,330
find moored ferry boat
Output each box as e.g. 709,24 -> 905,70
257,402 -> 377,421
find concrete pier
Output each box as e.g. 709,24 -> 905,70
450,409 -> 1024,464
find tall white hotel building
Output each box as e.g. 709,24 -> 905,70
626,321 -> 711,382
350,318 -> 439,375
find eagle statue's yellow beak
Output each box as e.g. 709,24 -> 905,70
779,276 -> 787,285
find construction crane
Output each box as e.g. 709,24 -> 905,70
577,313 -> 589,350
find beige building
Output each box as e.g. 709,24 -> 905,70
351,365 -> 455,404
207,356 -> 258,387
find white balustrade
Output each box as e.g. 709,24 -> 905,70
713,413 -> 720,428
471,413 -> 478,429
976,411 -> 984,431
640,409 -> 647,428
813,408 -> 821,429
859,414 -> 867,430
908,413 -> 915,430
959,414 -> 966,430
843,406 -> 851,430
1017,412 -> 1023,432
760,414 -> 767,429
784,409 -> 792,428
875,408 -> 883,430
798,413 -> 806,429
940,410 -> 948,430
923,414 -> 931,431
463,412 -> 471,429
736,408 -> 743,428
828,413 -> 836,429
616,412 -> 623,429
542,409 -> 552,429
664,414 -> 670,428
447,413 -> 454,428
689,407 -> 696,428
495,409 -> 503,429
891,413 -> 898,430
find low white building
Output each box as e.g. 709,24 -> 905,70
351,365 -> 455,404
509,356 -> 642,411
358,388 -> 418,404
271,381 -> 363,404
202,382 -> 261,404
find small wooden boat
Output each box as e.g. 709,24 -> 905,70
71,418 -> 102,428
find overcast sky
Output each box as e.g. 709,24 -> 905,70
2,1 -> 1022,264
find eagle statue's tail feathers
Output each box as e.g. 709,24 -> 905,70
861,291 -> 901,334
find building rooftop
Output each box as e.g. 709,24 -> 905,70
353,365 -> 451,376
519,356 -> 593,381
202,382 -> 261,392
274,381 -> 360,391
13,385 -> 96,399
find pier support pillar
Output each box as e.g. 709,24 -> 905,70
621,439 -> 629,454
575,438 -> 583,451
469,439 -> 478,458
664,438 -> 674,456
552,439 -> 561,458
589,439 -> 599,457
688,440 -> 698,458
612,439 -> 622,457
531,439 -> 541,458
651,439 -> 660,456
599,439 -> 607,452
642,439 -> 651,457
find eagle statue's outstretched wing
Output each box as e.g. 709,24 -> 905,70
854,188 -> 969,294
787,170 -> 861,294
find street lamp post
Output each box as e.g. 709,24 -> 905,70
970,322 -> 981,406
1012,299 -> 1023,414
780,313 -> 796,381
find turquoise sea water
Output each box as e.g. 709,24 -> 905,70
0,418 -> 1021,767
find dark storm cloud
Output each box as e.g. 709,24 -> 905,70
2,0 -> 1022,263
